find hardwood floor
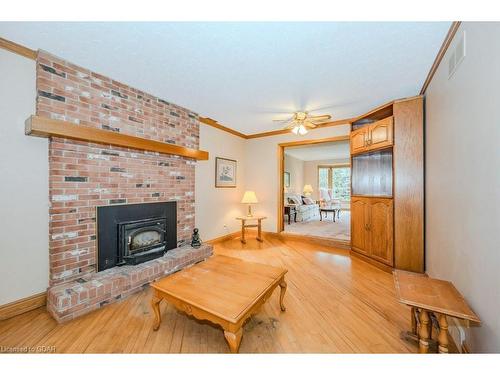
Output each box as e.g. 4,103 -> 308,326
0,235 -> 417,353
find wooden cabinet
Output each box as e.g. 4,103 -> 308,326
350,116 -> 393,155
351,197 -> 394,266
368,116 -> 393,150
369,198 -> 394,265
351,198 -> 370,255
350,127 -> 369,154
350,97 -> 423,273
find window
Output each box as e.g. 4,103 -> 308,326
318,167 -> 329,190
318,165 -> 351,201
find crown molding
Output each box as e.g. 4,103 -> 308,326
198,117 -> 248,139
420,21 -> 462,95
0,36 -> 37,60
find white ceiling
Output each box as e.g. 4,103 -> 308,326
0,22 -> 450,134
285,140 -> 350,161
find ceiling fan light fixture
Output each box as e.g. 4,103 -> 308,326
280,111 -> 330,136
291,124 -> 308,135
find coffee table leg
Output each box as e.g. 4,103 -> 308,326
279,278 -> 287,312
224,328 -> 243,353
151,295 -> 163,331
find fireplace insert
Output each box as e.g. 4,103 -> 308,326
118,217 -> 167,266
97,202 -> 177,271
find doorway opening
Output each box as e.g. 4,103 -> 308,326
278,136 -> 351,244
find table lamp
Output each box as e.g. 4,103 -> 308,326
303,184 -> 313,197
241,191 -> 258,217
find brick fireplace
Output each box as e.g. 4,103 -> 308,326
36,50 -> 212,322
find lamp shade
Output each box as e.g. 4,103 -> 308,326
303,184 -> 313,194
241,191 -> 258,204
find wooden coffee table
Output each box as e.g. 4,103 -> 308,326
150,255 -> 288,353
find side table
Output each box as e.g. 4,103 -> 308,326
284,205 -> 297,225
236,216 -> 267,244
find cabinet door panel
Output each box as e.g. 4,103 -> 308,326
369,116 -> 393,151
369,199 -> 394,266
350,127 -> 368,155
351,198 -> 370,255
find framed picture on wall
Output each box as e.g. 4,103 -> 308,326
215,157 -> 237,188
284,172 -> 290,188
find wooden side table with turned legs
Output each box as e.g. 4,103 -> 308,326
235,216 -> 266,244
393,270 -> 480,353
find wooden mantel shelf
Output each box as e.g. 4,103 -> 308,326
25,115 -> 209,160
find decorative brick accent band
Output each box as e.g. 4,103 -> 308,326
47,244 -> 213,323
36,50 -> 200,285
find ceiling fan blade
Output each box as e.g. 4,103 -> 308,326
304,120 -> 318,129
284,121 -> 298,129
273,117 -> 293,123
308,118 -> 332,126
307,114 -> 331,121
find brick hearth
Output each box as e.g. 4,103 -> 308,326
47,244 -> 213,323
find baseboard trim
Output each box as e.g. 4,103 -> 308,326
264,231 -> 350,250
349,250 -> 393,273
206,229 -> 351,250
0,292 -> 47,321
205,231 -> 240,245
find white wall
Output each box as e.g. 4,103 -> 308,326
284,154 -> 304,195
0,50 -> 49,305
195,124 -> 246,241
303,158 -> 350,201
244,125 -> 350,232
425,22 -> 500,352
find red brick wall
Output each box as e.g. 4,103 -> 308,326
37,50 -> 198,285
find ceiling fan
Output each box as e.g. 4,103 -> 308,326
273,111 -> 332,135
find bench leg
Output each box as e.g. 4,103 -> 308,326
419,309 -> 431,353
438,314 -> 449,354
224,328 -> 243,353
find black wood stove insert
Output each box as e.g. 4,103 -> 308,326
96,202 -> 177,271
